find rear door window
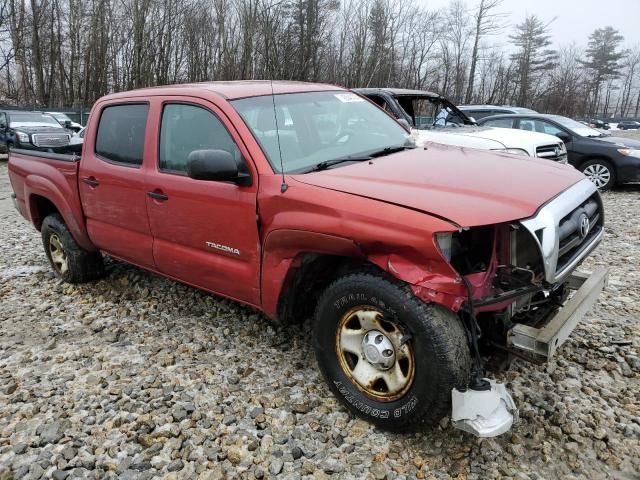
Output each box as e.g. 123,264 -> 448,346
517,119 -> 537,132
95,104 -> 149,166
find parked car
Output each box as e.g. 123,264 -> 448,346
8,81 -> 607,437
69,127 -> 86,146
617,120 -> 640,130
0,110 -> 73,153
588,119 -> 610,130
457,104 -> 538,120
478,113 -> 640,190
355,88 -> 567,162
46,111 -> 83,132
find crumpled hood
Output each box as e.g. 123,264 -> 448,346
293,143 -> 584,227
414,126 -> 561,150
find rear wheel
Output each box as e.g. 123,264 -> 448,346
313,272 -> 471,432
41,214 -> 104,283
581,159 -> 616,191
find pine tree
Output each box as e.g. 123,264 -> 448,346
581,26 -> 625,115
509,14 -> 557,107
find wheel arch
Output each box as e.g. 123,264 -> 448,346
261,229 -> 387,323
24,175 -> 96,251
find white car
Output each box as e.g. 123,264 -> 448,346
355,88 -> 568,163
411,125 -> 568,162
69,126 -> 85,146
46,112 -> 83,132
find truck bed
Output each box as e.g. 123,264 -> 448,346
7,148 -> 92,250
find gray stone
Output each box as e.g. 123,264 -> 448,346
269,458 -> 284,475
167,459 -> 184,472
39,420 -> 71,445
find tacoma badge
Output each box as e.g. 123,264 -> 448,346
206,241 -> 240,255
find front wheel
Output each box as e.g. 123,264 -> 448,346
581,159 -> 616,190
313,272 -> 471,432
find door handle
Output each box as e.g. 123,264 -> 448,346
147,190 -> 169,201
82,176 -> 99,187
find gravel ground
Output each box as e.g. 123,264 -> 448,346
0,160 -> 638,480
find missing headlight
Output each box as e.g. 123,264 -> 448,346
435,226 -> 494,275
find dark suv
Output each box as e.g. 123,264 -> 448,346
0,110 -> 73,153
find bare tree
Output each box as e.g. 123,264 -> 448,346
464,0 -> 505,103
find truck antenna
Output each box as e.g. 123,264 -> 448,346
270,79 -> 288,193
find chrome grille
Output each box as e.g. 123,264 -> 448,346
556,194 -> 602,272
32,133 -> 70,148
536,143 -> 568,163
519,179 -> 604,284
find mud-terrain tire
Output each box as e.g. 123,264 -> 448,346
313,272 -> 471,432
580,159 -> 616,191
41,214 -> 104,283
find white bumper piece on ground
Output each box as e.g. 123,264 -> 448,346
451,380 -> 518,437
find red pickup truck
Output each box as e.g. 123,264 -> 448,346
8,81 -> 607,436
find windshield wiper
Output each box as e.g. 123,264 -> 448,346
368,145 -> 416,157
304,155 -> 372,173
303,145 -> 415,174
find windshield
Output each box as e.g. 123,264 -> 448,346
550,115 -> 604,137
396,96 -> 470,130
232,91 -> 413,173
10,112 -> 62,128
49,113 -> 72,123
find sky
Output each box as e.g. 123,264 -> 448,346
424,0 -> 640,50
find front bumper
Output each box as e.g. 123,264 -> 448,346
507,267 -> 609,362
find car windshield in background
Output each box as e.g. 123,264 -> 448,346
10,113 -> 61,128
397,96 -> 468,129
232,91 -> 413,173
550,115 -> 604,137
51,113 -> 72,123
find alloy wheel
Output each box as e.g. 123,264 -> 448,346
583,163 -> 611,189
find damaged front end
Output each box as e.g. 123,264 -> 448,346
428,179 -> 607,364
416,179 -> 608,437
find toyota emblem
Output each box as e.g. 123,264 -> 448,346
579,214 -> 590,239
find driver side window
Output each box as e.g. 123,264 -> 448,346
159,104 -> 241,174
540,121 -> 563,136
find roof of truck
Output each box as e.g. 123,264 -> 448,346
101,81 -> 346,101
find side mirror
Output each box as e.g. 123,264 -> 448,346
186,149 -> 251,186
64,120 -> 72,129
468,116 -> 477,124
555,132 -> 572,143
